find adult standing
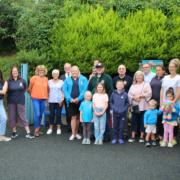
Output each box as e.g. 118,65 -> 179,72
46,69 -> 64,135
63,66 -> 88,140
0,70 -> 11,141
7,66 -> 34,139
113,64 -> 132,92
60,63 -> 72,131
128,71 -> 152,142
88,62 -> 113,141
150,65 -> 166,140
142,63 -> 156,83
28,65 -> 48,137
160,59 -> 180,144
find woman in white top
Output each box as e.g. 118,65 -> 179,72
160,59 -> 180,144
47,69 -> 64,135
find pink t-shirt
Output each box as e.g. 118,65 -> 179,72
93,93 -> 109,109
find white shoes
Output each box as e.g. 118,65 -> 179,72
69,134 -> 82,141
46,129 -> 53,135
57,129 -> 61,135
0,136 -> 11,142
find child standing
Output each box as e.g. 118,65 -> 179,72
79,91 -> 93,144
160,88 -> 180,148
110,80 -> 129,144
93,83 -> 108,145
144,99 -> 162,147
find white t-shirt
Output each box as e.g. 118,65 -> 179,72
93,93 -> 109,109
162,74 -> 180,106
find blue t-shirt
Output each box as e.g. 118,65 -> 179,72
79,101 -> 93,122
144,109 -> 162,125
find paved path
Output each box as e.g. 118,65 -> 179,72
0,127 -> 180,180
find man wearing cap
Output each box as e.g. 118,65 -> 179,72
88,62 -> 113,141
113,64 -> 132,93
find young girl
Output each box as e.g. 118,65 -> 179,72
79,91 -> 93,145
93,83 -> 108,145
160,88 -> 180,147
144,99 -> 162,147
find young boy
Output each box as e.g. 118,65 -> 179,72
110,80 -> 129,144
144,99 -> 162,147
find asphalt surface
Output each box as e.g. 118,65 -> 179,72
0,127 -> 180,180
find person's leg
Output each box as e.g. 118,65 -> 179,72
94,114 -> 100,141
8,104 -> 17,132
131,113 -> 137,139
112,114 -> 119,140
82,123 -> 86,139
163,123 -> 168,143
168,125 -> 174,143
157,114 -> 163,140
145,133 -> 151,142
39,99 -> 46,128
140,111 -> 145,139
56,103 -> 62,130
104,106 -> 111,141
119,115 -> 125,140
0,100 -> 7,136
87,123 -> 92,140
75,115 -> 80,136
71,116 -> 76,136
99,112 -> 107,142
49,103 -> 55,130
64,100 -> 71,128
32,99 -> 41,135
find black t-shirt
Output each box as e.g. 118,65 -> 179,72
7,78 -> 27,105
0,82 -> 4,99
71,78 -> 80,99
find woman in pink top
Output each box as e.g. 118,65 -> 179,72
128,71 -> 152,143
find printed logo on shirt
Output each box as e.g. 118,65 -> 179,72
19,82 -> 23,87
121,96 -> 124,99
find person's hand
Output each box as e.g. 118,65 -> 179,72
144,125 -> 147,128
80,118 -> 83,123
74,98 -> 79,104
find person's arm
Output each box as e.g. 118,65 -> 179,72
141,83 -> 152,101
173,87 -> 180,104
79,111 -> 83,122
62,79 -> 73,103
0,81 -> 8,95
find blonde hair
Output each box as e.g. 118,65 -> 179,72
170,58 -> 180,69
71,65 -> 80,76
52,69 -> 60,75
133,71 -> 144,84
84,91 -> 92,99
35,65 -> 48,75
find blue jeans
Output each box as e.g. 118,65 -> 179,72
93,108 -> 106,141
32,99 -> 46,128
0,100 -> 7,135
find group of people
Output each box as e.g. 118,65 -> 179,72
0,59 -> 179,148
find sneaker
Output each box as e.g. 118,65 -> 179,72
46,129 -> 53,135
25,133 -> 35,139
160,141 -> 167,147
94,139 -> 99,145
119,139 -> 124,144
128,138 -> 135,143
0,136 -> 11,142
98,139 -> 103,145
75,134 -> 82,140
82,138 -> 87,144
145,142 -> 151,147
86,138 -> 91,144
139,138 -> 145,143
56,129 -> 61,135
151,141 -> 157,146
172,139 -> 177,146
69,134 -> 75,141
168,142 -> 173,148
11,132 -> 18,139
111,139 -> 117,144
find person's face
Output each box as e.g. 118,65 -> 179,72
92,67 -> 96,74
52,72 -> 59,80
38,69 -> 45,77
116,82 -> 124,91
85,93 -> 92,101
96,67 -> 104,75
143,64 -> 150,74
118,65 -> 126,76
148,101 -> 155,109
156,67 -> 165,77
64,65 -> 71,74
72,69 -> 79,79
136,74 -> 144,83
12,68 -> 19,79
97,84 -> 104,93
166,93 -> 174,101
168,63 -> 177,74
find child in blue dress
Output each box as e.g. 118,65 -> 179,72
79,91 -> 93,144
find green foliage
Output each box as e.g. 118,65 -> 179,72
51,6 -> 122,73
119,9 -> 168,72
